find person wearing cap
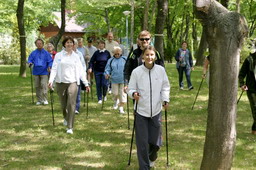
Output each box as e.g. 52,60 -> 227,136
238,43 -> 256,135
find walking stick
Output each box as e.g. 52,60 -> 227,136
91,82 -> 94,100
29,66 -> 34,104
128,102 -> 138,166
50,88 -> 55,126
191,78 -> 204,110
83,88 -> 86,107
237,91 -> 244,104
127,95 -> 130,130
86,89 -> 89,118
164,102 -> 169,166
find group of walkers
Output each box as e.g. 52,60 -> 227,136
27,29 -> 256,169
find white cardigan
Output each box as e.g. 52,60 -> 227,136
128,64 -> 170,118
49,50 -> 89,86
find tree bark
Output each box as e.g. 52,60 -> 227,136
17,0 -> 26,77
105,8 -> 110,32
143,0 -> 149,30
154,0 -> 168,59
148,0 -> 157,32
195,26 -> 208,66
50,0 -> 66,51
195,0 -> 248,169
130,0 -> 135,47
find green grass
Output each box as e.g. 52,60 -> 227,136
0,64 -> 255,169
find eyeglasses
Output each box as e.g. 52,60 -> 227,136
139,38 -> 150,41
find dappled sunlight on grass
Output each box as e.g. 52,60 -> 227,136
0,64 -> 255,169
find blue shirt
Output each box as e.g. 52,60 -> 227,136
104,56 -> 127,84
28,48 -> 53,75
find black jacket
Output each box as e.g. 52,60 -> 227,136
239,52 -> 256,93
123,48 -> 165,84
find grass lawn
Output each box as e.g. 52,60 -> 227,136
0,63 -> 255,169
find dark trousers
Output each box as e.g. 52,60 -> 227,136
94,71 -> 108,101
177,66 -> 192,88
135,113 -> 162,170
247,91 -> 256,131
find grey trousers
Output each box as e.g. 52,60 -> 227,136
34,75 -> 48,102
135,113 -> 162,170
56,82 -> 78,129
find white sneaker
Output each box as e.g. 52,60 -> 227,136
66,128 -> 73,134
75,110 -> 79,114
108,90 -> 112,94
43,101 -> 49,105
149,160 -> 155,167
36,101 -> 41,105
104,96 -> 107,101
119,107 -> 125,114
63,119 -> 67,126
98,100 -> 102,104
113,100 -> 119,110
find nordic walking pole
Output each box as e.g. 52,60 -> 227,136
86,89 -> 89,118
127,95 -> 130,130
29,65 -> 34,104
128,100 -> 138,166
191,78 -> 204,110
50,88 -> 55,126
237,90 -> 244,104
83,88 -> 86,107
164,102 -> 169,166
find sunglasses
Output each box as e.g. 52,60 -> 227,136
139,38 -> 150,41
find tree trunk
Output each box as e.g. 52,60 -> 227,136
50,0 -> 66,51
166,6 -> 175,63
236,0 -> 240,13
154,0 -> 168,59
195,26 -> 208,66
143,0 -> 149,30
148,0 -> 157,32
195,0 -> 248,169
105,8 -> 110,32
130,0 -> 135,47
17,0 -> 26,77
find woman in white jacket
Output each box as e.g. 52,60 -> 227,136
127,45 -> 170,169
48,36 -> 90,134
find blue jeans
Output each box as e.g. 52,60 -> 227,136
94,71 -> 108,101
178,67 -> 192,88
75,85 -> 81,111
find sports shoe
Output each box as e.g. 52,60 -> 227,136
98,100 -> 102,104
149,160 -> 155,167
75,110 -> 79,114
104,96 -> 107,101
113,99 -> 119,110
180,87 -> 184,90
189,86 -> 194,90
66,128 -> 73,134
36,101 -> 41,105
63,119 -> 67,126
43,101 -> 49,105
108,90 -> 112,94
119,107 -> 125,114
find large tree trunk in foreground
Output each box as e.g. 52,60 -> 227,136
195,0 -> 248,169
17,0 -> 26,77
195,26 -> 208,66
154,0 -> 168,60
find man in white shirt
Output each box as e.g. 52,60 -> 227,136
105,32 -> 119,57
